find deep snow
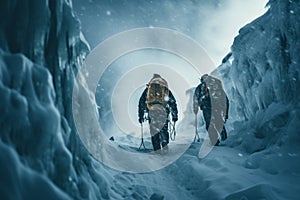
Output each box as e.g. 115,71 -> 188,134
0,0 -> 300,200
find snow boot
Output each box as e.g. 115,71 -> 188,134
215,139 -> 220,146
221,127 -> 227,141
161,141 -> 169,154
152,135 -> 161,152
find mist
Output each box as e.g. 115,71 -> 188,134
73,0 -> 268,67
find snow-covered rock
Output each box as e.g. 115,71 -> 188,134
0,0 -> 110,199
214,0 -> 300,153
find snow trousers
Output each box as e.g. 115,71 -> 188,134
203,108 -> 227,145
148,105 -> 169,151
151,122 -> 169,151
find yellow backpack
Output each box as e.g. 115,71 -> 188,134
146,76 -> 169,110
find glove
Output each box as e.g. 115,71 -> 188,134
172,117 -> 178,122
139,117 -> 144,124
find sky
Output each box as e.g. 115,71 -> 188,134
72,0 -> 268,68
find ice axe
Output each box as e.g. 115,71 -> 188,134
170,121 -> 176,141
194,114 -> 200,142
138,122 -> 146,150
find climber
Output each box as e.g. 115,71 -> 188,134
193,74 -> 229,146
138,74 -> 178,153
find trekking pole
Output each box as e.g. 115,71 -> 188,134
138,122 -> 146,150
194,114 -> 200,142
170,121 -> 176,141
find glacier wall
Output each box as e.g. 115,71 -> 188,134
0,0 -> 110,199
214,0 -> 300,152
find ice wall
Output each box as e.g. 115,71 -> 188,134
0,0 -> 110,199
214,0 -> 300,152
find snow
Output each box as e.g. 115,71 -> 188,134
106,141 -> 299,199
1,0 -> 300,199
0,0 -> 107,199
0,140 -> 71,200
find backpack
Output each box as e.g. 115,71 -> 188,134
204,75 -> 223,99
201,75 -> 227,111
146,76 -> 169,110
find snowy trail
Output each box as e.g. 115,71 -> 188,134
108,141 -> 236,199
107,132 -> 299,200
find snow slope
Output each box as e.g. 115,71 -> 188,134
0,0 -> 300,200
